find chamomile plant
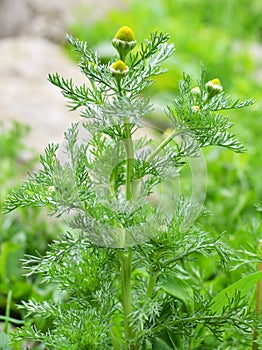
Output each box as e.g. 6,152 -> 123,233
5,26 -> 261,349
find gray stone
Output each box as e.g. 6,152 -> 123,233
0,0 -> 124,42
0,36 -> 85,154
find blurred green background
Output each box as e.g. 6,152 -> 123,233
1,0 -> 262,346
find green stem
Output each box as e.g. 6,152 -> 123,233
124,122 -> 134,201
120,252 -> 134,348
147,271 -> 159,298
4,290 -> 12,334
146,129 -> 179,162
0,315 -> 24,324
113,75 -> 136,347
119,121 -> 137,349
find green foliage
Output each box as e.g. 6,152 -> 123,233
4,27 -> 261,349
0,332 -> 11,350
0,123 -> 62,347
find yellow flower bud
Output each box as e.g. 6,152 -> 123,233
112,26 -> 137,61
211,78 -> 221,85
110,60 -> 129,80
114,26 -> 135,42
205,78 -> 223,98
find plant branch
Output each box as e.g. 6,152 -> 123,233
146,271 -> 159,298
146,129 -> 179,162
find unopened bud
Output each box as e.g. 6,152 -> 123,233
112,26 -> 136,61
48,186 -> 56,193
110,60 -> 129,80
205,78 -> 223,98
191,86 -> 201,95
191,105 -> 200,113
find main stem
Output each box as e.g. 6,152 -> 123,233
124,122 -> 134,201
120,252 -> 134,348
120,121 -> 136,349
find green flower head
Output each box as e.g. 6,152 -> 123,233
112,26 -> 137,61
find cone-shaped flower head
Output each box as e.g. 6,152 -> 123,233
110,60 -> 129,80
205,78 -> 223,98
112,26 -> 136,61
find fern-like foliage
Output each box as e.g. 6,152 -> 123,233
5,28 -> 260,350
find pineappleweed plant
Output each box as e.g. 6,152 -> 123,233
5,26 -> 261,349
